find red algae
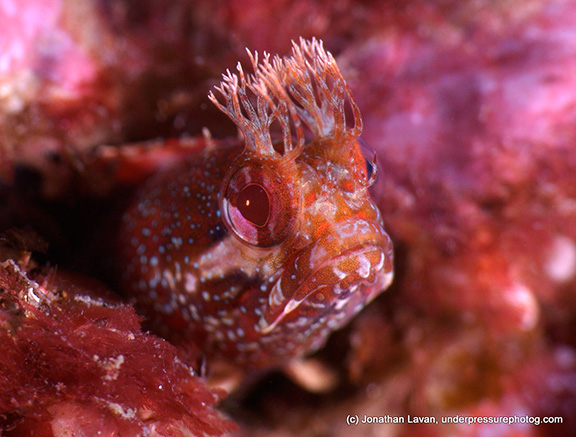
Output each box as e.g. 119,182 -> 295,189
0,260 -> 234,436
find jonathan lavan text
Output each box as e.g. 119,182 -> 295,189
362,415 -> 438,424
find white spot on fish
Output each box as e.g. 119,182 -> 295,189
357,254 -> 371,279
332,265 -> 347,281
268,279 -> 285,307
184,272 -> 197,293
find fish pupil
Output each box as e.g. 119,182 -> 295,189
365,157 -> 375,180
234,183 -> 270,227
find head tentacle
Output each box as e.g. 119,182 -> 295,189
208,37 -> 362,161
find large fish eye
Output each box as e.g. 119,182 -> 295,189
232,183 -> 270,227
221,157 -> 299,247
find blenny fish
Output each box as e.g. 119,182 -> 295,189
117,38 -> 394,368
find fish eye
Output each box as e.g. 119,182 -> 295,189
358,139 -> 380,187
232,183 -> 270,227
364,157 -> 375,181
221,157 -> 299,247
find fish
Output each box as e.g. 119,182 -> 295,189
117,38 -> 394,368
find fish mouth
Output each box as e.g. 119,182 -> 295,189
256,220 -> 394,337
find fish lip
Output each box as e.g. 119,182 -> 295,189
256,228 -> 393,335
